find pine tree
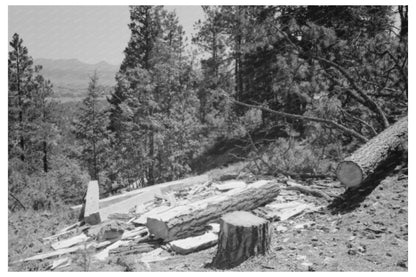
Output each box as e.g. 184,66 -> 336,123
30,72 -> 59,173
73,72 -> 110,181
8,33 -> 35,163
107,6 -> 203,188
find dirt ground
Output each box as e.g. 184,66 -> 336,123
9,165 -> 408,272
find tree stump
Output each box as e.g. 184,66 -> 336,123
212,211 -> 271,269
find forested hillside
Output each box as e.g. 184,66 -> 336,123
8,5 -> 408,212
8,6 -> 408,210
8,5 -> 409,272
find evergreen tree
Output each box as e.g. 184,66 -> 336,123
8,33 -> 35,163
73,72 -> 110,181
107,6 -> 202,188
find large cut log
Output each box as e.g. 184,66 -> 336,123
336,116 -> 408,188
146,180 -> 280,242
212,211 -> 271,269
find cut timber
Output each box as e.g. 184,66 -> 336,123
212,211 -> 271,269
336,116 -> 408,188
253,201 -> 314,221
14,242 -> 97,263
71,174 -> 209,211
169,232 -> 218,255
132,205 -> 171,225
121,226 -> 148,240
99,189 -> 160,221
214,180 -> 247,191
51,233 -> 88,250
147,180 -> 280,242
82,181 -> 101,225
94,240 -> 131,261
109,242 -> 158,256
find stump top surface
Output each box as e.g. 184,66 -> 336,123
222,211 -> 267,227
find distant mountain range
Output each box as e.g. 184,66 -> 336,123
34,58 -> 119,101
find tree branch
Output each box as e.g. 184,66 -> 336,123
340,108 -> 378,137
231,98 -> 369,142
273,27 -> 389,130
315,57 -> 390,129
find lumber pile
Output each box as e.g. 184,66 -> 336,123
336,116 -> 408,188
146,180 -> 280,241
14,175 -> 330,270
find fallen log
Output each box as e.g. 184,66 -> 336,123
146,180 -> 280,242
212,211 -> 271,269
336,116 -> 408,188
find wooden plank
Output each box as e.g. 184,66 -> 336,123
83,181 -> 101,225
71,174 -> 209,211
100,189 -> 161,221
254,201 -> 314,221
132,206 -> 171,225
94,240 -> 131,261
121,227 -> 148,240
14,242 -> 96,263
169,232 -> 218,255
51,233 -> 88,250
214,180 -> 247,191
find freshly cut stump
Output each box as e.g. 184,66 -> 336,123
212,211 -> 271,269
336,115 -> 407,188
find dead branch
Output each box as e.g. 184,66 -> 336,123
9,192 -> 26,210
339,109 -> 378,137
315,57 -> 390,129
231,99 -> 369,142
285,181 -> 333,201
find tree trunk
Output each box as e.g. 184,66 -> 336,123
146,180 -> 280,242
212,211 -> 271,269
336,116 -> 407,188
43,141 -> 48,173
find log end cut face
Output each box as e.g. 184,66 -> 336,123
336,161 -> 363,188
221,211 -> 267,227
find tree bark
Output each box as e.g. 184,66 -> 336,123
212,211 -> 271,269
336,116 -> 407,188
146,180 -> 280,241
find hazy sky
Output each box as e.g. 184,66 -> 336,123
8,5 -> 204,65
